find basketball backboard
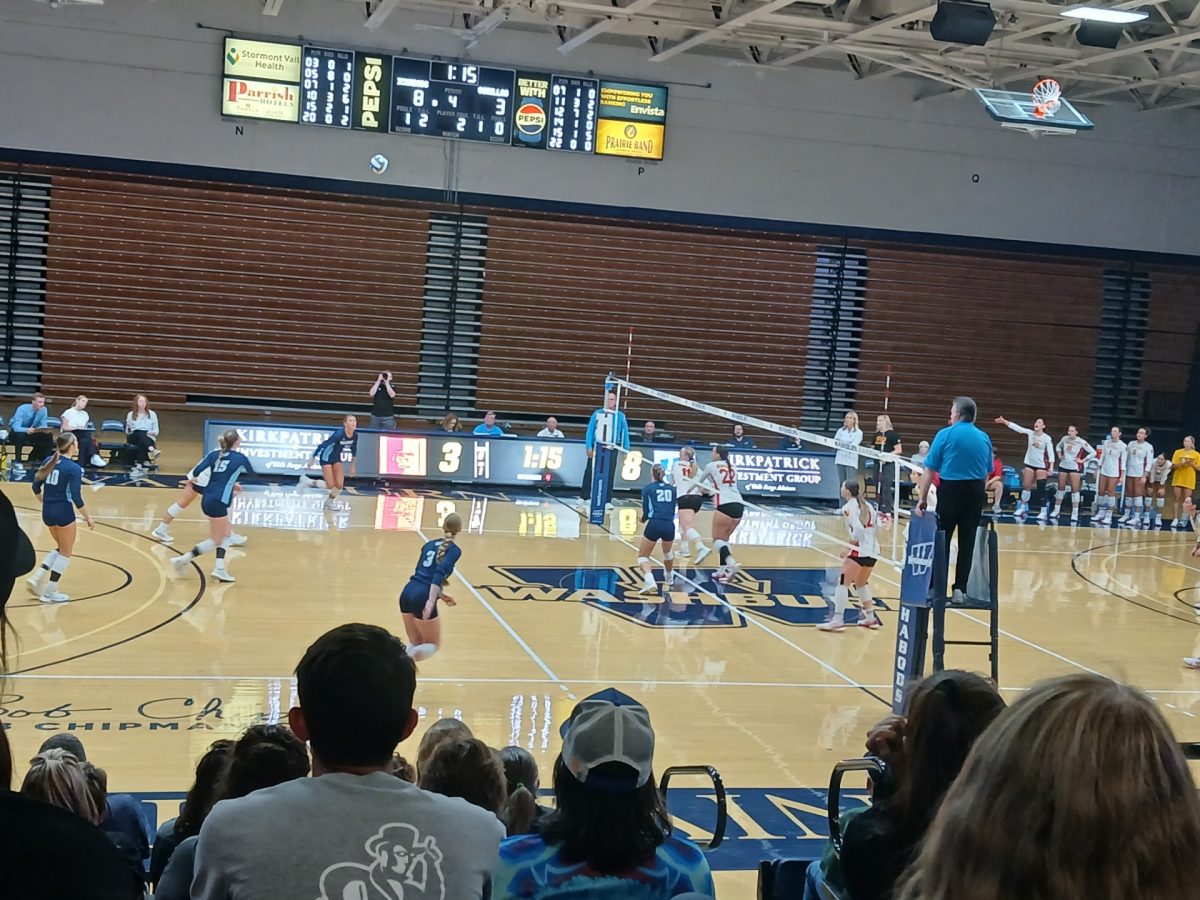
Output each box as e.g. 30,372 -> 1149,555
975,88 -> 1094,135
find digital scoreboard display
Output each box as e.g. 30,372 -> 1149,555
390,57 -> 515,144
220,33 -> 667,159
301,46 -> 355,128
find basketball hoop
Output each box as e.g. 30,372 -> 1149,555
1031,79 -> 1062,118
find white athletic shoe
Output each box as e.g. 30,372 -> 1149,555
228,533 -> 248,547
128,465 -> 147,479
1037,506 -> 1048,521
857,612 -> 882,630
1071,510 -> 1080,523
694,545 -> 712,565
323,498 -> 337,511
90,454 -> 106,468
1015,503 -> 1028,517
211,567 -> 236,584
1155,514 -> 1163,528
1185,657 -> 1200,670
678,545 -> 691,558
949,588 -> 968,606
1173,518 -> 1183,529
170,555 -> 191,573
148,447 -> 161,461
151,524 -> 173,543
1142,515 -> 1153,529
817,616 -> 846,633
1051,506 -> 1062,520
26,574 -> 46,597
297,474 -> 314,489
40,589 -> 69,604
637,578 -> 657,595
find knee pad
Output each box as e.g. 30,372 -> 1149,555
637,556 -> 651,567
663,551 -> 674,561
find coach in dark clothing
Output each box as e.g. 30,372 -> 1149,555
916,397 -> 992,604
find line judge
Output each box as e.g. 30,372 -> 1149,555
915,396 -> 993,605
580,390 -> 630,500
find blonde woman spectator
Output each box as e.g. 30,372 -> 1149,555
125,393 -> 160,467
834,411 -> 864,488
60,395 -> 105,468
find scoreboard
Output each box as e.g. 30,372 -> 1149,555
202,422 -> 841,500
220,36 -> 666,160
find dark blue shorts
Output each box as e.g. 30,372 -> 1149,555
201,495 -> 230,518
400,580 -> 438,619
42,502 -> 76,528
318,453 -> 343,468
644,519 -> 676,543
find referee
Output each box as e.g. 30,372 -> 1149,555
580,390 -> 630,500
916,396 -> 993,605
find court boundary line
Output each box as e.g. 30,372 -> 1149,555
1071,537 -> 1200,626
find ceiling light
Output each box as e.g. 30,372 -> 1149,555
1060,7 -> 1149,24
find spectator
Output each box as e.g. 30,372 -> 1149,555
419,738 -> 507,816
896,673 -> 1200,900
60,395 -> 106,468
778,426 -> 804,451
9,391 -> 53,463
368,371 -> 397,430
81,761 -> 150,889
497,745 -> 549,837
871,414 -> 903,513
391,754 -> 417,782
36,734 -> 151,869
156,724 -> 310,900
581,391 -> 630,499
908,439 -> 931,502
125,393 -> 160,467
440,412 -> 463,433
191,624 -> 505,899
730,423 -> 755,449
21,748 -> 99,822
835,411 -> 864,488
493,688 -> 714,899
416,717 -> 474,777
916,397 -> 992,605
537,416 -> 565,438
641,420 -> 663,443
150,739 -> 234,887
474,411 -> 505,436
911,439 -> 930,470
807,670 -> 1006,900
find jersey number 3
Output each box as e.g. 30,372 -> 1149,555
422,549 -> 436,568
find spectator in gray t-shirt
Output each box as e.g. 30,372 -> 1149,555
191,624 -> 505,900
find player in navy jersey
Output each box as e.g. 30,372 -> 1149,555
150,448 -> 249,546
28,434 -> 94,603
170,429 -> 253,583
303,415 -> 358,511
398,513 -> 462,662
637,464 -> 677,595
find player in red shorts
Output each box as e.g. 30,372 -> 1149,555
985,451 -> 1005,515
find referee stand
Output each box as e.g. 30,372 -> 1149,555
932,518 -> 1000,682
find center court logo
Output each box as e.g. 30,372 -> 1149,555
482,566 -> 884,628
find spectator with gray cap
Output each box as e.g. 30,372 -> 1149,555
492,687 -> 714,898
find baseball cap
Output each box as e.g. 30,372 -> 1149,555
0,491 -> 36,614
560,688 -> 655,792
38,733 -> 87,762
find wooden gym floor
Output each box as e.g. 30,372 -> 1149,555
3,431 -> 1200,894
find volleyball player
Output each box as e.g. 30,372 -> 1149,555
637,464 -> 677,595
1147,453 -> 1172,529
150,451 -> 248,546
27,434 -> 93,603
304,415 -> 358,511
398,513 -> 462,662
1120,428 -> 1154,527
671,446 -> 711,562
1051,425 -> 1095,523
1095,427 -> 1127,526
1171,436 -> 1199,528
170,430 -> 252,583
994,416 -> 1054,519
985,450 -> 1005,515
691,446 -> 744,582
818,481 -> 881,632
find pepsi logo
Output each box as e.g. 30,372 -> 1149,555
516,101 -> 546,136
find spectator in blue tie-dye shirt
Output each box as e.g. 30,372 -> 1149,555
492,688 -> 714,900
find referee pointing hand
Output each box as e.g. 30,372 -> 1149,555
916,397 -> 993,604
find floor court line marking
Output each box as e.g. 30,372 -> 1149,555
549,495 -> 890,706
413,526 -> 566,688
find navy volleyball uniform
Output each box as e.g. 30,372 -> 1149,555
194,449 -> 253,518
33,456 -> 84,527
641,480 -> 677,542
399,538 -> 462,620
315,428 -> 358,466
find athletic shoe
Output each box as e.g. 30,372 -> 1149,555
637,579 -> 657,595
151,524 -> 173,543
949,588 -> 968,606
1071,511 -> 1080,523
1173,519 -> 1183,529
169,555 -> 191,573
228,533 -> 248,547
26,574 -> 45,597
148,447 -> 161,461
1142,515 -> 1153,529
817,616 -> 846,632
1014,503 -> 1028,517
297,474 -> 314,489
128,465 -> 146,480
322,498 -> 337,511
90,454 -> 106,468
40,590 -> 69,604
1037,507 -> 1048,521
211,567 -> 236,584
1155,514 -> 1163,528
1185,657 -> 1200,670
857,612 -> 882,630
678,545 -> 691,558
694,545 -> 712,565
1051,506 -> 1062,519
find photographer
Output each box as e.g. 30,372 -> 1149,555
368,372 -> 396,430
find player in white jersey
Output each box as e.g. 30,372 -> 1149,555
670,446 -> 711,562
1120,428 -> 1154,526
994,416 -> 1054,519
818,481 -> 881,633
1147,453 -> 1172,529
150,451 -> 249,546
1051,425 -> 1095,523
682,445 -> 744,582
1095,427 -> 1127,526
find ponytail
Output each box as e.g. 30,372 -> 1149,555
217,429 -> 240,453
436,513 -> 463,564
35,434 -> 76,483
499,783 -> 539,837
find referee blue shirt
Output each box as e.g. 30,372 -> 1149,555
924,420 -> 993,481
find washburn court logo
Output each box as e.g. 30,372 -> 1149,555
482,565 -> 886,628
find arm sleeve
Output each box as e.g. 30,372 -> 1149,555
124,412 -> 133,434
1006,420 -> 1032,437
642,487 -> 651,518
149,411 -> 160,435
314,431 -> 336,454
32,477 -> 43,496
923,430 -> 947,472
618,412 -> 630,451
584,411 -> 598,451
350,433 -> 359,458
69,467 -> 84,508
189,818 -> 231,900
11,407 -> 28,433
433,544 -> 462,583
